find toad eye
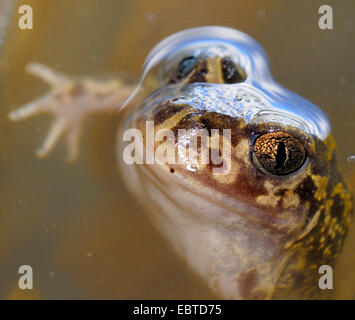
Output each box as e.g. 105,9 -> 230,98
221,57 -> 246,83
177,56 -> 198,79
252,132 -> 306,176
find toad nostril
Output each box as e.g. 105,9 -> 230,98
177,56 -> 197,79
221,57 -> 246,83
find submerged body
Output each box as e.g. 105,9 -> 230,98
9,27 -> 353,299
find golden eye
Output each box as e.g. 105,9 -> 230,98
221,57 -> 246,83
177,56 -> 197,79
252,132 -> 306,175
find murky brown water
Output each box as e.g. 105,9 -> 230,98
0,0 -> 354,299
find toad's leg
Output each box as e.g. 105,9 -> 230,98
8,63 -> 134,162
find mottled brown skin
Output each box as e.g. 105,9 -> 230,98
135,55 -> 353,299
275,137 -> 353,299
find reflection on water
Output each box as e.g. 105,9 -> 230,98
0,0 -> 354,299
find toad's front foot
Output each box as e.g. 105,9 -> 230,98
8,63 -> 133,162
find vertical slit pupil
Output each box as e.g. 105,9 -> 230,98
275,142 -> 287,168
